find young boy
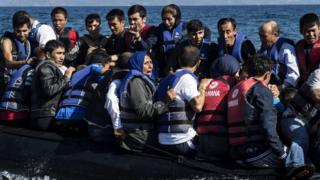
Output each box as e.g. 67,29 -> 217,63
179,19 -> 217,78
51,7 -> 79,66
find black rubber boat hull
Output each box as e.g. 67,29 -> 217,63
0,125 -> 285,179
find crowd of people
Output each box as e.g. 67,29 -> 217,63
0,4 -> 320,179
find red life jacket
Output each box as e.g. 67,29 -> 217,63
296,39 -> 320,85
124,24 -> 155,50
227,78 -> 265,146
196,76 -> 235,136
59,27 -> 79,51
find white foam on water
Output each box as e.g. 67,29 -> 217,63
0,171 -> 56,180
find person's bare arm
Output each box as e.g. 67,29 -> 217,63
2,38 -> 30,69
189,78 -> 211,112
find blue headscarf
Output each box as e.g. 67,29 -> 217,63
211,54 -> 241,78
119,51 -> 155,95
128,51 -> 147,74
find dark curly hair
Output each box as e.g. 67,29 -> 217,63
244,54 -> 274,77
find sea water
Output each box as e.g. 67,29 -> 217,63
0,5 -> 320,47
0,5 -> 320,180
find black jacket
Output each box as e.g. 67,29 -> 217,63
105,31 -> 127,55
30,60 -> 69,119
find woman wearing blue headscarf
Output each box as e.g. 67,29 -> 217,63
118,51 -> 174,152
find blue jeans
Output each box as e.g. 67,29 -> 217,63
281,115 -> 309,168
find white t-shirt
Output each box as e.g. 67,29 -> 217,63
306,68 -> 320,90
158,70 -> 199,145
33,20 -> 56,48
105,79 -> 122,130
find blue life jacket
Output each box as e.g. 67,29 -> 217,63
160,21 -> 184,53
157,69 -> 198,133
195,40 -> 212,78
199,40 -> 210,62
119,70 -> 156,124
0,64 -> 33,112
29,23 -> 42,52
0,32 -> 31,76
258,37 -> 295,84
58,64 -> 103,109
218,33 -> 246,63
13,37 -> 31,62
